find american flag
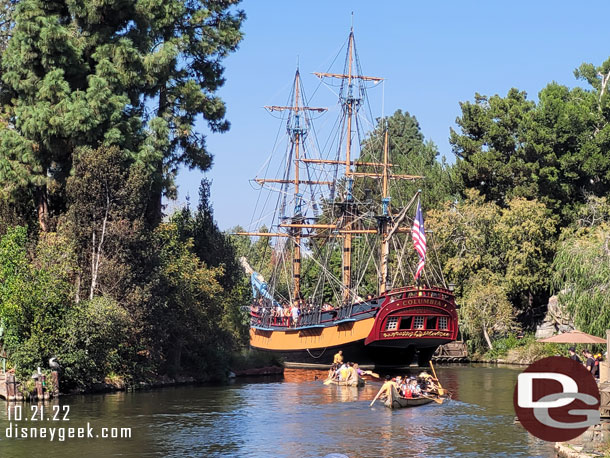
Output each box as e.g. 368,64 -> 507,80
411,201 -> 426,280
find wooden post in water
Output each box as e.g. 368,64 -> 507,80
51,371 -> 59,397
35,376 -> 43,401
6,373 -> 15,401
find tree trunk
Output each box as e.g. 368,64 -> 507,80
74,273 -> 81,304
36,185 -> 49,232
482,324 -> 493,350
90,193 -> 110,299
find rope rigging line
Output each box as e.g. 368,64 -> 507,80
306,347 -> 327,359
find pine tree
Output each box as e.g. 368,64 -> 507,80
0,0 -> 244,231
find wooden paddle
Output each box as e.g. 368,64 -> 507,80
429,360 -> 445,396
363,370 -> 380,378
370,382 -> 388,406
421,394 -> 443,404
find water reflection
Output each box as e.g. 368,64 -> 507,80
0,365 -> 554,458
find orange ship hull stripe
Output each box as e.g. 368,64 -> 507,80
250,317 -> 375,351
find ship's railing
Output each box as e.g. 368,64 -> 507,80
250,299 -> 382,330
336,302 -> 354,321
250,305 -> 324,329
298,306 -> 322,327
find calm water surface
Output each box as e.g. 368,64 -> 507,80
0,365 -> 554,457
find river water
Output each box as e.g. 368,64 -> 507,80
0,365 -> 555,457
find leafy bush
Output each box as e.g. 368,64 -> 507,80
504,342 -> 561,364
484,333 -> 534,361
58,297 -> 129,390
483,333 -> 565,364
0,227 -> 72,381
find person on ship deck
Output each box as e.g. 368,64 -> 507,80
283,305 -> 291,326
333,350 -> 343,365
291,301 -> 300,327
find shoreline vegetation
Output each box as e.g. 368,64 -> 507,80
57,349 -> 284,396
0,1 -> 609,399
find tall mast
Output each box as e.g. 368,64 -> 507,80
379,127 -> 390,294
262,69 -> 326,301
315,29 -> 384,302
343,30 -> 355,303
293,73 -> 302,299
237,30 -> 426,307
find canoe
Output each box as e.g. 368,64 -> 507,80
385,395 -> 435,409
382,384 -> 441,409
324,377 -> 365,387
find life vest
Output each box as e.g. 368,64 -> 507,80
404,388 -> 413,398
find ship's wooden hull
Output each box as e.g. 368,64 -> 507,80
252,338 -> 421,366
250,286 -> 458,367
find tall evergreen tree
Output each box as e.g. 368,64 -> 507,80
0,0 -> 244,231
134,0 -> 245,224
450,89 -> 537,207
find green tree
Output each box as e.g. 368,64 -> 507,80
552,216 -> 610,337
450,89 -> 537,207
459,271 -> 516,350
451,66 -> 610,227
155,222 -> 225,376
528,82 -> 600,223
0,0 -> 14,53
427,189 -> 502,297
427,190 -> 556,345
59,296 -> 130,390
0,0 -> 143,230
496,197 -> 557,310
0,0 -> 244,231
63,145 -> 152,303
171,180 -> 250,346
134,0 -> 245,223
0,226 -> 73,380
173,180 -> 241,289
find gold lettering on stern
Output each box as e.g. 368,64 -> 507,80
381,330 -> 450,338
398,298 -> 447,308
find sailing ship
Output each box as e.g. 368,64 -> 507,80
237,29 -> 458,367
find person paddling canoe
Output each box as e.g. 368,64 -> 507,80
370,376 -> 398,406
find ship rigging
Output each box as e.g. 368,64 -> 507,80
236,29 -> 458,366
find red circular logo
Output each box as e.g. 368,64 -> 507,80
513,356 -> 600,441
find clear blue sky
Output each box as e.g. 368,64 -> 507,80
174,0 -> 610,230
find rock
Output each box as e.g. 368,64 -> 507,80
535,295 -> 575,339
535,322 -> 556,339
